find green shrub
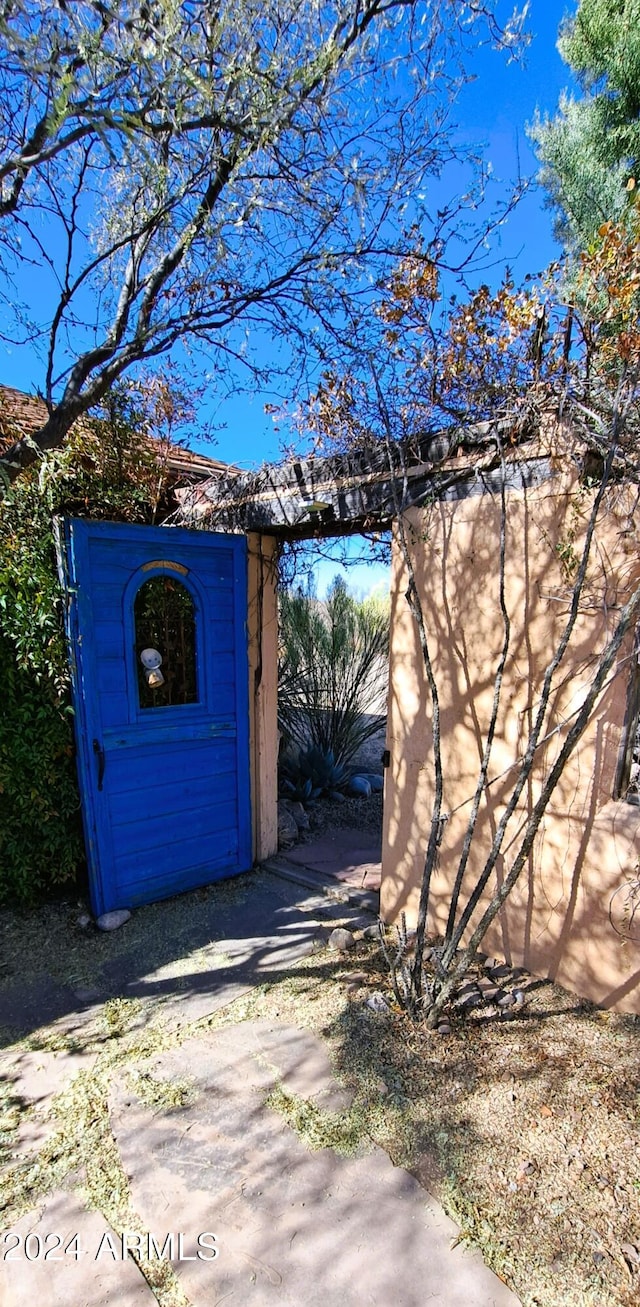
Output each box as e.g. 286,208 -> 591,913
0,634 -> 83,905
280,744 -> 351,801
0,388 -> 173,905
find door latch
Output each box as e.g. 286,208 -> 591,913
93,739 -> 106,791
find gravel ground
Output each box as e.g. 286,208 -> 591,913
299,791 -> 384,842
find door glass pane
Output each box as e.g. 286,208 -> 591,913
134,575 -> 198,708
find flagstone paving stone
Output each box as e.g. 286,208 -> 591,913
1,1187 -> 154,1306
107,1020 -> 519,1307
0,872 -> 521,1307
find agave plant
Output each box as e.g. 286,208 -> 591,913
279,761 -> 322,805
280,744 -> 352,800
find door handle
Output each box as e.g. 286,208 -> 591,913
93,739 -> 106,791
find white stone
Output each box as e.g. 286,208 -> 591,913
96,909 -> 131,932
366,991 -> 390,1013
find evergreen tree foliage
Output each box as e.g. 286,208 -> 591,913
530,0 -> 640,252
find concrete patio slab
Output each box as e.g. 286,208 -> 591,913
0,1044 -> 98,1173
0,872 -> 327,1047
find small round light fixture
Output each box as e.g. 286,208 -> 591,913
140,648 -> 162,670
140,647 -> 165,688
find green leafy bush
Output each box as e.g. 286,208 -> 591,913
0,634 -> 83,904
0,389 -> 173,906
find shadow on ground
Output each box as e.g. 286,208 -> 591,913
0,869 -> 343,1048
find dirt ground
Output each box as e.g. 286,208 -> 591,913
289,937 -> 640,1307
301,791 -> 384,842
1,872 -> 639,1307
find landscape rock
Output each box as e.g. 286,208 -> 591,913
76,913 -> 92,929
497,991 -> 516,1009
347,774 -> 372,798
328,927 -> 356,952
277,802 -> 299,849
283,799 -> 310,831
96,909 -> 131,932
490,964 -> 513,980
363,922 -> 384,942
343,914 -> 375,932
457,990 -> 482,1010
366,991 -> 390,1013
365,773 -> 384,793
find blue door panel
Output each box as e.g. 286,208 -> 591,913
111,772 -> 236,819
105,739 -> 236,785
115,850 -> 242,907
113,826 -> 239,875
110,792 -> 238,849
61,518 -> 252,915
111,810 -> 238,861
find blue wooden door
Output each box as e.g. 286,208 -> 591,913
60,519 -> 252,915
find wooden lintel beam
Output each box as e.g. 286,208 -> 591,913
196,455 -> 554,538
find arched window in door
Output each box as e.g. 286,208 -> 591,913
134,574 -> 198,708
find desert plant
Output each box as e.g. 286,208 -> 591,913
278,577 -> 389,770
280,745 -> 352,801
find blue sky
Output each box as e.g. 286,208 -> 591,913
3,1 -> 575,470
286,1 -> 578,596
208,1 -> 576,475
2,2 -> 577,595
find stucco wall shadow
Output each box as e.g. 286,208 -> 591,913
381,453 -> 640,1012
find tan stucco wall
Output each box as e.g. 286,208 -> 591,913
380,456 -> 640,1012
247,533 -> 279,862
